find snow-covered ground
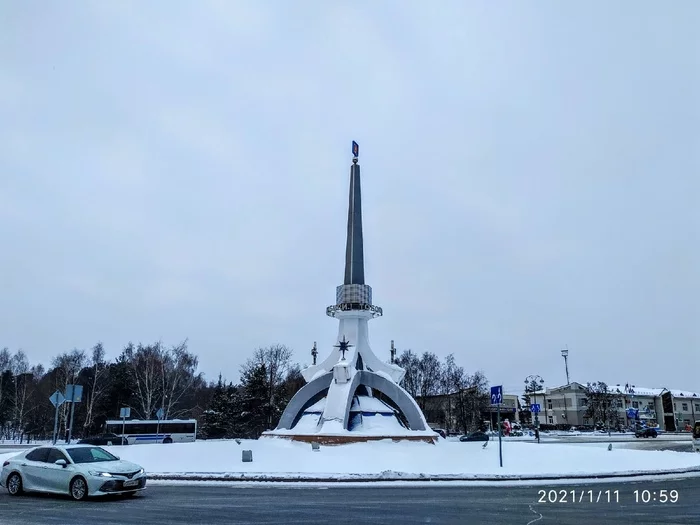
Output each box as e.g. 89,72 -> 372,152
2,438 -> 698,481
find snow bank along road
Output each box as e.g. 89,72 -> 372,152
1,478 -> 698,525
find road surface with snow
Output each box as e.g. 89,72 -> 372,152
0,479 -> 698,525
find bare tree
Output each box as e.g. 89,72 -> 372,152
83,342 -> 110,432
0,348 -> 11,437
123,342 -> 163,419
240,344 -> 293,429
396,349 -> 420,399
463,371 -> 490,430
584,382 -> 621,432
11,351 -> 38,441
51,349 -> 87,434
161,340 -> 202,419
440,354 -> 464,433
417,352 -> 442,406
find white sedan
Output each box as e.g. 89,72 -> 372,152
1,444 -> 147,500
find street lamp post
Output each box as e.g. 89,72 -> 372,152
561,346 -> 570,385
525,375 -> 545,443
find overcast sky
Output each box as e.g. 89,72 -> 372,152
1,1 -> 698,394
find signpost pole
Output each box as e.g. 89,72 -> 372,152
52,401 -> 60,445
156,408 -> 164,441
497,401 -> 502,468
490,385 -> 504,468
67,386 -> 76,443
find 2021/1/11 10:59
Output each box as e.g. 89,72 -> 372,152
634,489 -> 679,503
537,489 -> 680,504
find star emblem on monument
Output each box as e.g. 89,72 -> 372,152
334,336 -> 353,360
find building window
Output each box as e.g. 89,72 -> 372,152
583,418 -> 589,425
682,403 -> 688,412
695,404 -> 700,412
548,416 -> 553,424
547,400 -> 552,410
632,401 -> 639,408
581,398 -> 588,406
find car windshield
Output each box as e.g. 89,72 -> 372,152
66,446 -> 119,464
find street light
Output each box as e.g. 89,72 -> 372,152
524,375 -> 545,443
561,346 -> 570,385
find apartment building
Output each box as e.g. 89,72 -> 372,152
519,382 -> 699,430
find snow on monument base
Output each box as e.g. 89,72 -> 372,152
264,395 -> 439,445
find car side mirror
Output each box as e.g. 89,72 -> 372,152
55,459 -> 67,468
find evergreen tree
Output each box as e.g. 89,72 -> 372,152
202,375 -> 229,439
239,363 -> 269,438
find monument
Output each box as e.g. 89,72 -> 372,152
264,142 -> 437,444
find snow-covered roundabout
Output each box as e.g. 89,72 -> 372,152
1,438 -> 690,486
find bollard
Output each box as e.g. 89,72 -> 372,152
311,442 -> 320,452
242,450 -> 253,462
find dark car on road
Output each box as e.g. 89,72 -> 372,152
459,431 -> 490,442
635,427 -> 658,438
77,433 -> 128,446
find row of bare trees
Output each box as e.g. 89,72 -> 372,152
396,350 -> 489,434
0,341 -> 206,442
1,340 -> 484,441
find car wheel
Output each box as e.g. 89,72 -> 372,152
6,473 -> 23,496
70,476 -> 88,501
163,437 -> 173,444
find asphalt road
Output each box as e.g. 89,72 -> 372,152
0,478 -> 698,525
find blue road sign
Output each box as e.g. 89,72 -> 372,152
49,390 -> 66,407
490,385 -> 503,405
530,403 -> 541,413
120,407 -> 131,419
156,408 -> 164,420
352,141 -> 359,158
65,384 -> 83,403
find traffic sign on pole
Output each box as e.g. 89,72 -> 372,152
530,403 -> 541,413
490,386 -> 503,405
65,384 -> 83,443
49,390 -> 66,445
156,408 -> 164,442
49,391 -> 66,407
490,385 -> 503,467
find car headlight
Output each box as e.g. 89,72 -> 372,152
138,468 -> 145,474
88,471 -> 113,477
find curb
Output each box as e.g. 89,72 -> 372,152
148,465 -> 700,483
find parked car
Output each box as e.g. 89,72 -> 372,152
635,427 -> 658,438
78,433 -> 128,446
1,445 -> 146,500
459,431 -> 490,442
431,428 -> 447,439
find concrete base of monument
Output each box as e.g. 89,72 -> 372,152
260,431 -> 439,445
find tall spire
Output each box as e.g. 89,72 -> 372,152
344,141 -> 365,285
